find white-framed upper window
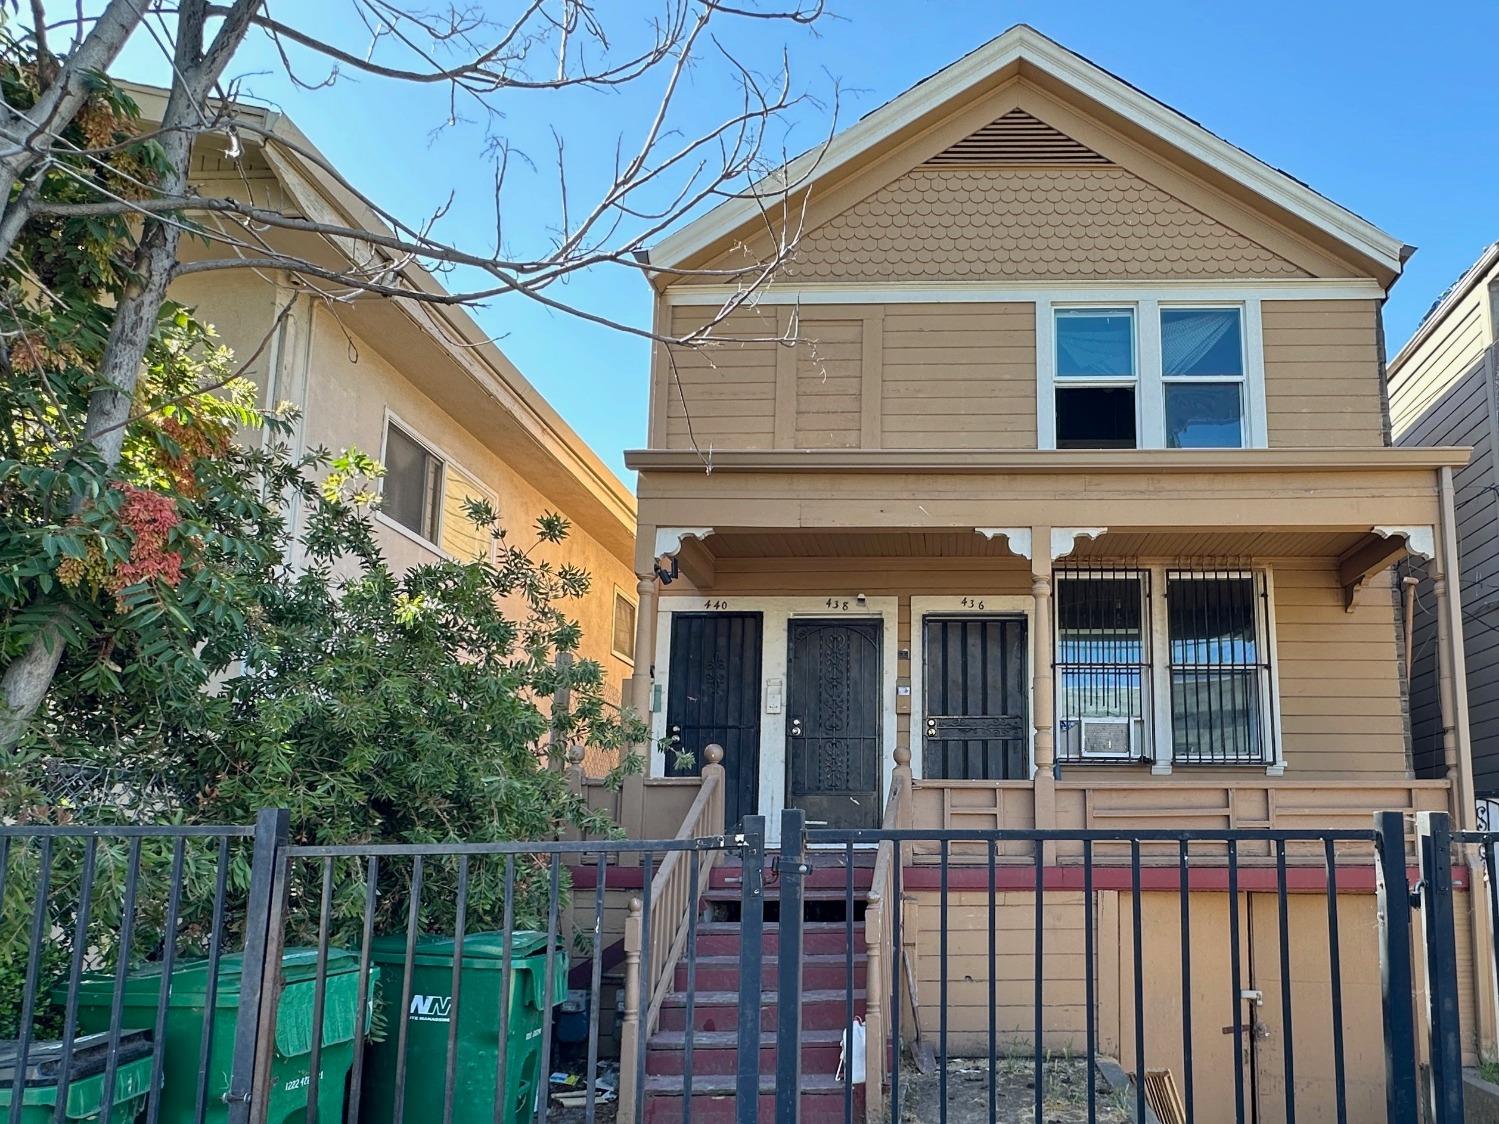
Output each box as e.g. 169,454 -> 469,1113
382,419 -> 443,542
1037,294 -> 1267,450
379,414 -> 497,562
1054,308 -> 1138,450
1053,563 -> 1281,771
1161,306 -> 1246,449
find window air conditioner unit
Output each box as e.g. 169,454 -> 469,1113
1080,717 -> 1134,759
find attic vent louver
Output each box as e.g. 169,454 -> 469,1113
925,108 -> 1111,166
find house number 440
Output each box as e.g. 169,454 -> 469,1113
704,599 -> 730,610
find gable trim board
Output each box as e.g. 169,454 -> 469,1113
665,278 -> 1384,306
650,26 -> 1404,282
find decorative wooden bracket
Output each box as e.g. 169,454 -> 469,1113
977,526 -> 1108,561
1339,526 -> 1434,612
977,527 -> 1030,559
1051,527 -> 1107,560
652,527 -> 715,589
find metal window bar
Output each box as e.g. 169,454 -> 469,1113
1054,562 -> 1152,765
1166,563 -> 1272,765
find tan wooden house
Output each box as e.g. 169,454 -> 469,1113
606,25 -> 1491,1122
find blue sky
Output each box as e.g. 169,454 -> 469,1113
110,1 -> 1499,486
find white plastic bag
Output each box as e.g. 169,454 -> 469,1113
837,1017 -> 867,1085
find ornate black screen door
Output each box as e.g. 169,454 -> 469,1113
922,614 -> 1028,779
785,618 -> 882,829
665,612 -> 763,828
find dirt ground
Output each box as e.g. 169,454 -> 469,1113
543,1056 -> 1138,1123
896,1056 -> 1136,1124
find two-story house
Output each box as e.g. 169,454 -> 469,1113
611,26 -> 1488,1124
121,85 -> 642,774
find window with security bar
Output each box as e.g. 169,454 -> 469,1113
1166,570 -> 1273,765
1054,567 -> 1151,763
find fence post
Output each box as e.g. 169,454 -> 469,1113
226,808 -> 290,1124
1417,811 -> 1467,1124
738,815 -> 767,1124
775,808 -> 807,1124
618,898 -> 643,1124
1374,810 -> 1421,1122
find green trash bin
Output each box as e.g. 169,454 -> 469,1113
0,1031 -> 154,1122
361,932 -> 567,1124
64,949 -> 374,1124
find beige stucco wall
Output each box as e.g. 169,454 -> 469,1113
172,272 -> 637,774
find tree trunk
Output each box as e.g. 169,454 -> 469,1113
1,0 -> 263,751
0,0 -> 144,259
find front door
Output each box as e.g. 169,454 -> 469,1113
665,612 -> 763,829
785,618 -> 882,829
922,615 -> 1028,779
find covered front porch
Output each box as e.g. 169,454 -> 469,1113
622,449 -> 1473,841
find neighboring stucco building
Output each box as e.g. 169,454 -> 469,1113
1389,242 -> 1499,798
126,85 -> 640,772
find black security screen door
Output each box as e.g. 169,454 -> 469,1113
665,612 -> 763,828
786,618 -> 882,829
923,614 -> 1029,779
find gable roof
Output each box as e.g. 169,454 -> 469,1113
118,82 -> 636,564
650,25 -> 1408,284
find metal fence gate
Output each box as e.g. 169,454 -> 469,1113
0,808 -> 1489,1124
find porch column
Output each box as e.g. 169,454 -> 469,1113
1031,530 -> 1057,852
628,575 -> 658,735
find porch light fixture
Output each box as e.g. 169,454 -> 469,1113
653,555 -> 680,585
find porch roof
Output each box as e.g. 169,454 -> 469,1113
633,449 -> 1467,578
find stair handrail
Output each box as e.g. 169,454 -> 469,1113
862,746 -> 914,1122
619,745 -> 726,1124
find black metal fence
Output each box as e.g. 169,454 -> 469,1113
0,809 -> 1490,1124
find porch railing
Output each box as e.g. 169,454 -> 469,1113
618,745 -> 726,1124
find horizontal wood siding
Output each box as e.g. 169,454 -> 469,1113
1272,559 -> 1409,779
1262,299 -> 1385,448
880,303 -> 1036,448
794,319 -> 863,448
1399,350 -> 1499,788
1390,285 -> 1491,440
673,554 -> 1410,782
662,307 -> 780,450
